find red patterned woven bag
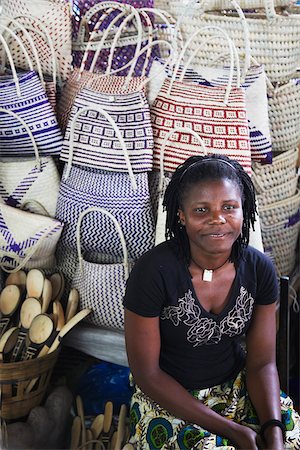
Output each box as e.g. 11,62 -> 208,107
150,27 -> 252,175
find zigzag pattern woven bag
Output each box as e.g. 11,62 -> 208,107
0,203 -> 63,272
0,108 -> 60,217
60,87 -> 154,172
0,71 -> 63,157
72,207 -> 134,330
55,165 -> 155,262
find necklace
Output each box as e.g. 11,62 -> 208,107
191,257 -> 230,282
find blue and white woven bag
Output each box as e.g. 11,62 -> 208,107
72,207 -> 134,330
60,86 -> 154,172
0,203 -> 63,273
0,70 -> 63,157
0,108 -> 60,217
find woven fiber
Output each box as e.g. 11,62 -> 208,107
0,349 -> 60,420
173,63 -> 272,164
255,175 -> 299,207
0,203 -> 63,272
151,78 -> 252,175
55,165 -> 155,263
171,0 -> 300,84
72,207 -> 134,329
267,78 -> 300,152
261,217 -> 300,276
0,0 -> 72,81
258,190 -> 300,226
0,71 -> 63,157
60,87 -> 154,172
154,0 -> 293,8
57,68 -> 147,132
252,147 -> 298,191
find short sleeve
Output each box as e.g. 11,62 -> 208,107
123,250 -> 166,317
255,252 -> 278,305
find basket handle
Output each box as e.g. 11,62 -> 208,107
158,127 -> 208,193
75,207 -> 129,278
0,32 -> 21,97
0,107 -> 41,170
4,15 -> 57,89
63,105 -> 137,191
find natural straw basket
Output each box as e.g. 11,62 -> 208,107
258,190 -> 300,226
253,171 -> 299,206
261,218 -> 300,276
0,349 -> 59,421
267,78 -> 300,152
172,0 -> 300,83
252,147 -> 298,191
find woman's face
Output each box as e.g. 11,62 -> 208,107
178,178 -> 243,258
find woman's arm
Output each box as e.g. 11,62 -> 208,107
125,308 -> 258,449
246,302 -> 285,449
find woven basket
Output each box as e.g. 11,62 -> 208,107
267,78 -> 300,152
261,218 -> 300,276
252,147 -> 298,191
255,176 -> 299,206
169,0 -> 300,83
0,349 -> 59,420
258,190 -> 300,226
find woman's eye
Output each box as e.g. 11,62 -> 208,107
195,207 -> 207,213
224,205 -> 235,210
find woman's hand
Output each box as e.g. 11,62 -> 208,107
227,423 -> 260,450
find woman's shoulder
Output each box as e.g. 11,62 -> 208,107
134,239 -> 181,268
241,245 -> 275,270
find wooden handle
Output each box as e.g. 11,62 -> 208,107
47,309 -> 91,353
65,288 -> 79,323
41,278 -> 53,314
53,300 -> 65,331
91,414 -> 104,439
103,401 -> 113,434
114,404 -> 127,450
26,269 -> 44,299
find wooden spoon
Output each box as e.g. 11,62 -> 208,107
70,415 -> 81,450
53,300 -> 65,331
0,285 -> 21,337
26,269 -> 45,299
5,270 -> 27,293
22,314 -> 54,360
50,272 -> 64,302
65,288 -> 79,323
0,326 -> 19,362
10,297 -> 42,362
114,404 -> 127,450
90,414 -> 104,440
41,278 -> 53,314
85,429 -> 94,450
102,401 -> 114,448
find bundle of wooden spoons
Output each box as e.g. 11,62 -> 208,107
70,399 -> 131,450
0,268 -> 91,364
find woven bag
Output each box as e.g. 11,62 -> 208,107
252,147 -> 299,191
173,0 -> 300,84
267,78 -> 300,152
0,203 -> 63,272
0,109 -> 60,218
0,0 -> 72,81
258,190 -> 300,226
160,0 -> 293,12
72,2 -> 157,76
60,89 -> 154,173
151,28 -> 252,175
72,207 -> 133,330
1,17 -> 59,111
261,215 -> 300,276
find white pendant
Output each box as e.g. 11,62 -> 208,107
203,269 -> 213,282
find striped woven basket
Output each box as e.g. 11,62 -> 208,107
154,0 -> 293,9
255,176 -> 299,207
267,78 -> 300,152
169,0 -> 300,83
252,147 -> 299,191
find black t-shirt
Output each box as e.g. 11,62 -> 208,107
123,240 -> 278,390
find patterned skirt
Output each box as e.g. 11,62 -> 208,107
129,370 -> 300,449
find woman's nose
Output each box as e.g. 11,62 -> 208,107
208,210 -> 226,224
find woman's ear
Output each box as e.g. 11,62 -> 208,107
178,209 -> 185,226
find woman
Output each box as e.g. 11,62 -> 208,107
123,154 -> 300,449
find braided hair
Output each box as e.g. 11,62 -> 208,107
163,154 -> 257,263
